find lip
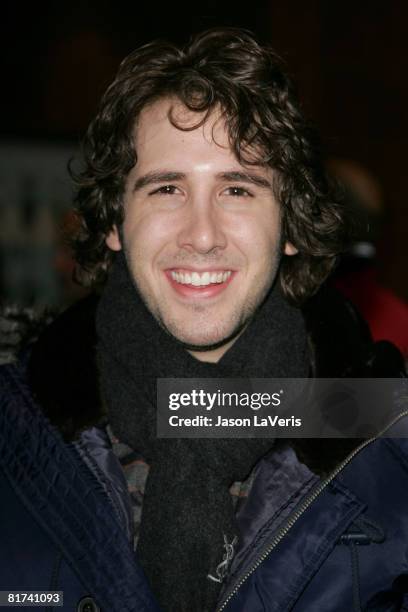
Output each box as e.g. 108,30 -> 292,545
167,266 -> 235,273
164,269 -> 236,299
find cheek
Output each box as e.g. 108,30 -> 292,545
122,210 -> 176,267
233,215 -> 281,262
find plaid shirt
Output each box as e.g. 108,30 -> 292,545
107,425 -> 255,549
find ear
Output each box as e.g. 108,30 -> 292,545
106,225 -> 122,251
284,241 -> 298,256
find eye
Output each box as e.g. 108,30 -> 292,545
223,186 -> 253,197
148,184 -> 182,196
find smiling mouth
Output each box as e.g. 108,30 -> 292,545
165,268 -> 235,297
170,269 -> 232,287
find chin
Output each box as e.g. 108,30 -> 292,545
163,321 -> 244,352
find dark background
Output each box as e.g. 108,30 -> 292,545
1,1 -> 407,303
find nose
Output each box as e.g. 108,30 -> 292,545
176,197 -> 227,254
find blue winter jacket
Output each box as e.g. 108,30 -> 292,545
0,289 -> 407,612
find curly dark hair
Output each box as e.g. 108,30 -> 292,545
71,27 -> 347,304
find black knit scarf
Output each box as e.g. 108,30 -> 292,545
96,252 -> 308,612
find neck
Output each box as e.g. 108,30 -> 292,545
187,334 -> 241,363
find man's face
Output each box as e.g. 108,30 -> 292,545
107,98 -> 296,360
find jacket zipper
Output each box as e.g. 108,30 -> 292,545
216,409 -> 408,611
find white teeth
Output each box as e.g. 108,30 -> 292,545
170,270 -> 232,287
191,272 -> 201,286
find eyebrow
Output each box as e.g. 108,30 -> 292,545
132,172 -> 186,192
217,171 -> 272,190
131,169 -> 273,193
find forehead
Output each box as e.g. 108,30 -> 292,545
131,97 -> 266,175
133,97 -> 229,161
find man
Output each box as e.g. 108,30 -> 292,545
0,28 -> 407,612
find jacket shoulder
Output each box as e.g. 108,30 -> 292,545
27,294 -> 105,441
303,284 -> 406,377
